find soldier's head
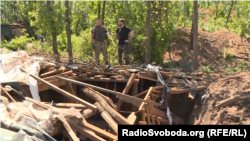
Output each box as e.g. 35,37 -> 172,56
97,19 -> 102,27
118,18 -> 125,27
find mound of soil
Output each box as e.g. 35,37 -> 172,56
189,72 -> 250,125
164,28 -> 250,71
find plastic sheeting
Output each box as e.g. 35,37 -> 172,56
0,51 -> 41,101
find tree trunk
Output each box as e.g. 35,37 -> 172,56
192,1 -> 199,70
102,1 -> 106,25
52,32 -> 59,62
47,1 -> 59,62
215,1 -> 219,19
145,1 -> 151,65
190,22 -> 194,50
183,1 -> 185,27
226,1 -> 234,27
82,88 -> 130,125
65,1 -> 73,64
98,2 -> 101,19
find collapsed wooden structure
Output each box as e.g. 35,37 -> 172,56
1,62 -> 207,141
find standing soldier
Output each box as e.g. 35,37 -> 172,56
91,19 -> 109,65
115,18 -> 134,65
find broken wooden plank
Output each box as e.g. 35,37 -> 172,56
1,85 -> 16,102
145,105 -> 151,125
58,76 -> 161,107
80,120 -> 118,140
116,73 -> 136,109
151,105 -> 161,125
95,102 -> 118,134
138,72 -> 157,81
139,87 -> 153,111
69,121 -> 106,141
147,104 -> 155,125
20,68 -> 97,111
57,115 -> 80,141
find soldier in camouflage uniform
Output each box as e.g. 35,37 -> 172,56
91,19 -> 109,65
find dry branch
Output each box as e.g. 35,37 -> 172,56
83,88 -> 131,125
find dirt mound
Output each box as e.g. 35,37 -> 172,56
210,30 -> 249,46
190,72 -> 250,125
164,28 -> 250,71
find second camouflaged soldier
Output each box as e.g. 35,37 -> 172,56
91,19 -> 109,65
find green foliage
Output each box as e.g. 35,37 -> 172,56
200,66 -> 213,73
162,62 -> 176,69
222,49 -> 234,61
1,30 -> 34,51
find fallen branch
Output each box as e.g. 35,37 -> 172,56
83,88 -> 131,125
216,95 -> 250,108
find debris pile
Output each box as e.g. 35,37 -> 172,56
1,51 -> 208,140
190,72 -> 250,125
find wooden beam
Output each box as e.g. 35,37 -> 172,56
139,87 -> 153,111
57,76 -> 161,107
1,85 -> 16,102
38,79 -> 67,92
116,73 -> 136,109
57,115 -> 80,141
95,102 -> 118,134
20,68 -> 97,111
80,120 -> 118,140
69,121 -> 106,141
76,77 -> 139,83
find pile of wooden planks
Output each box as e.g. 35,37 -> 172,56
9,63 -> 207,141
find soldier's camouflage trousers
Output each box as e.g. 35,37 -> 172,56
93,41 -> 108,65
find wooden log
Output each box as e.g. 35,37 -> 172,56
43,70 -> 73,80
95,102 -> 118,134
40,66 -> 66,78
216,95 -> 250,108
20,68 -> 97,111
82,109 -> 97,119
83,88 -> 131,125
58,76 -> 161,107
116,73 -> 136,109
89,88 -> 117,110
1,85 -> 16,102
69,121 -> 106,141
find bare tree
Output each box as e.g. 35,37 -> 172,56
145,1 -> 151,65
98,2 -> 101,19
47,1 -> 59,62
226,1 -> 235,27
65,1 -> 73,64
192,1 -> 199,70
102,1 -> 106,24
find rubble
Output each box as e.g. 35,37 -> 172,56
1,51 -> 208,140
